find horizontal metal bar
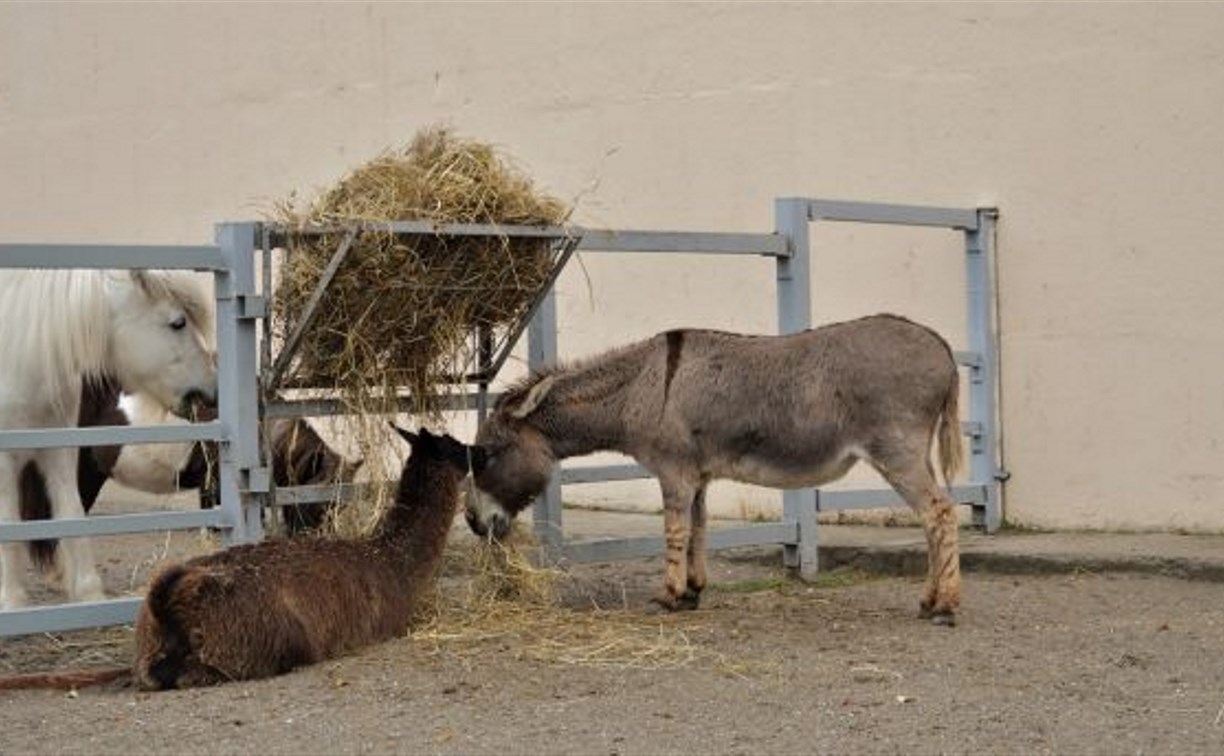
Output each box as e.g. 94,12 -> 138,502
0,422 -> 224,451
265,221 -> 787,256
804,199 -> 979,231
573,229 -> 789,257
263,393 -> 497,419
560,464 -> 652,485
0,509 -> 225,543
563,522 -> 798,564
270,482 -> 372,506
954,350 -> 982,369
0,244 -> 226,270
0,597 -> 141,637
818,484 -> 987,511
266,220 -> 573,241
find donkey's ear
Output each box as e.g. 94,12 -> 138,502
510,375 -> 556,419
390,422 -> 417,445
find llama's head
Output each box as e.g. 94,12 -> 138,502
391,425 -> 479,482
465,375 -> 557,541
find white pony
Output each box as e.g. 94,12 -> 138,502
0,269 -> 217,610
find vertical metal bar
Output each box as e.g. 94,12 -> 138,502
965,208 -> 1002,532
775,198 -> 819,576
476,326 -> 492,426
215,222 -> 264,544
259,224 -> 277,527
528,285 -> 563,556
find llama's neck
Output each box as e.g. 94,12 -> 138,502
375,461 -> 461,565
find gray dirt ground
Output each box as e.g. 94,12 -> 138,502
4,507 -> 1224,756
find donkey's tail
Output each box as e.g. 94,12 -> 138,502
17,462 -> 57,572
938,379 -> 964,486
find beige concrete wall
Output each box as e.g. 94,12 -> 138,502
3,3 -> 1222,530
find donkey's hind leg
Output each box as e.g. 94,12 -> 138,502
868,447 -> 961,625
42,449 -> 106,603
685,484 -> 710,603
651,476 -> 702,612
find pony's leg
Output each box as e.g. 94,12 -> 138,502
868,449 -> 961,625
686,484 -> 709,602
0,467 -> 31,609
652,476 -> 700,611
43,450 -> 106,603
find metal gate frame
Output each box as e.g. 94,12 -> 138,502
0,227 -> 266,637
0,198 -> 1000,636
527,198 -> 1003,576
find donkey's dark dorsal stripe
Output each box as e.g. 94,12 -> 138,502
663,329 -> 685,407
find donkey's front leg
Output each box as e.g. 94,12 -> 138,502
651,477 -> 700,612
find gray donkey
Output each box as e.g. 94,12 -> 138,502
466,313 -> 965,624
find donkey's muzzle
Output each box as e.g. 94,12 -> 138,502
465,507 -> 511,541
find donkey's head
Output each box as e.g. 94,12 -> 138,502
466,375 -> 558,541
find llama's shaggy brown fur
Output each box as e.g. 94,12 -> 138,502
132,427 -> 470,690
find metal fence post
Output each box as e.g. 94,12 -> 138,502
965,208 -> 1003,531
775,198 -> 819,578
528,284 -> 563,556
215,222 -> 266,544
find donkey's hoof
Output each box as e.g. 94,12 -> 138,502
676,588 -> 702,611
928,610 -> 957,627
647,589 -> 702,613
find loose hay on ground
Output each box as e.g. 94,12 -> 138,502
422,526 -> 743,674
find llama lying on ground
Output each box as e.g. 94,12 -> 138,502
133,426 -> 472,690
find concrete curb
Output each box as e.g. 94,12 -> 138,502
816,544 -> 1224,583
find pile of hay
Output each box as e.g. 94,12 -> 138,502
419,527 -> 748,674
271,126 -> 571,416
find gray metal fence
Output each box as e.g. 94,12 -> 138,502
0,227 -> 265,636
527,198 -> 1003,577
0,197 -> 1001,636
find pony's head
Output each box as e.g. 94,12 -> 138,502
465,375 -> 557,540
108,271 -> 216,418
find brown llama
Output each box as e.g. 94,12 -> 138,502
132,426 -> 474,690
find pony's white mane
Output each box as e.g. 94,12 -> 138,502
0,269 -> 212,416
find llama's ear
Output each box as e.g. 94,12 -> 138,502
511,375 -> 556,419
390,423 -> 417,445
